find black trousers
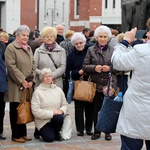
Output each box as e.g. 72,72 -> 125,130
74,99 -> 93,133
92,92 -> 104,134
0,92 -> 5,134
39,114 -> 64,142
9,102 -> 27,139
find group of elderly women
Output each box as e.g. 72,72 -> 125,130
5,21 -> 145,147
3,24 -> 116,143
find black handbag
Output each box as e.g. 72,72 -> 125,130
96,66 -> 123,134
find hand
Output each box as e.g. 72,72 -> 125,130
53,109 -> 63,115
123,27 -> 137,43
95,65 -> 103,73
28,81 -> 33,89
79,69 -> 84,75
22,80 -> 29,89
102,65 -> 110,72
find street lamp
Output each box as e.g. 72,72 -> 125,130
46,8 -> 59,27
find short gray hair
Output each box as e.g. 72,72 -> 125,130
71,32 -> 86,46
39,68 -> 53,81
15,25 -> 30,36
94,25 -> 112,39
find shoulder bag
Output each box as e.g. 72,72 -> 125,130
66,71 -> 74,104
73,76 -> 96,102
96,66 -> 123,133
60,114 -> 72,140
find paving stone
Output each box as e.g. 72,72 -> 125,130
0,102 -> 146,150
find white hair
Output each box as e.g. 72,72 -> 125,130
71,32 -> 86,46
15,25 -> 30,36
39,68 -> 53,81
94,25 -> 112,38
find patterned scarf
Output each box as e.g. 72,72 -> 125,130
44,41 -> 56,52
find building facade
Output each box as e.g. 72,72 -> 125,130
69,0 -> 121,32
0,0 -> 122,34
0,0 -> 38,34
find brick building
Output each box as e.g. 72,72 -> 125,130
69,0 -> 121,32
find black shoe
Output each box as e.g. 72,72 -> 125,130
0,134 -> 6,140
55,133 -> 63,141
91,133 -> 101,140
105,134 -> 112,141
34,128 -> 40,139
86,131 -> 93,136
77,131 -> 84,136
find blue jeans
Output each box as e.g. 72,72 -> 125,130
121,135 -> 150,150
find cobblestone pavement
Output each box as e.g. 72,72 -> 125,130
0,102 -> 146,150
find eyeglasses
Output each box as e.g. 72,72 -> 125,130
74,42 -> 84,46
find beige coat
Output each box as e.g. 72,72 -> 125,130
34,43 -> 66,89
31,83 -> 69,130
4,40 -> 36,102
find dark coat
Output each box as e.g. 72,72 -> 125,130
66,44 -> 90,81
82,42 -> 117,92
0,52 -> 7,92
56,34 -> 64,44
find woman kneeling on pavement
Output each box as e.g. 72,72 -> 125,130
31,68 -> 69,142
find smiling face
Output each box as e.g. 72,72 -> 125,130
43,33 -> 55,44
16,30 -> 29,45
42,73 -> 53,84
96,31 -> 109,46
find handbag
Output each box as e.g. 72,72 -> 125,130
66,71 -> 74,104
17,89 -> 34,124
96,66 -> 123,134
73,76 -> 96,102
60,114 -> 72,140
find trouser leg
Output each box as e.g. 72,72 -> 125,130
74,100 -> 84,132
121,135 -> 143,150
9,102 -> 27,139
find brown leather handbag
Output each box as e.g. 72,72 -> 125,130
73,76 -> 96,102
17,89 -> 34,124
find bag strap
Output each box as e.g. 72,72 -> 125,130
106,65 -> 125,98
69,71 -> 72,81
20,88 -> 31,103
47,53 -> 58,69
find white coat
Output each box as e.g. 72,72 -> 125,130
31,83 -> 69,130
111,42 -> 150,140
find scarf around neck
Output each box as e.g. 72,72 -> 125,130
44,41 -> 56,52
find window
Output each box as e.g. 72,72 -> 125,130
105,0 -> 108,9
113,0 -> 115,8
76,0 -> 79,15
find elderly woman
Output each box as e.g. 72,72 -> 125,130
31,68 -> 69,142
82,25 -> 117,141
66,32 -> 93,136
34,26 -> 66,89
5,25 -> 36,143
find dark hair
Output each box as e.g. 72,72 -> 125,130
82,28 -> 90,34
89,30 -> 94,37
